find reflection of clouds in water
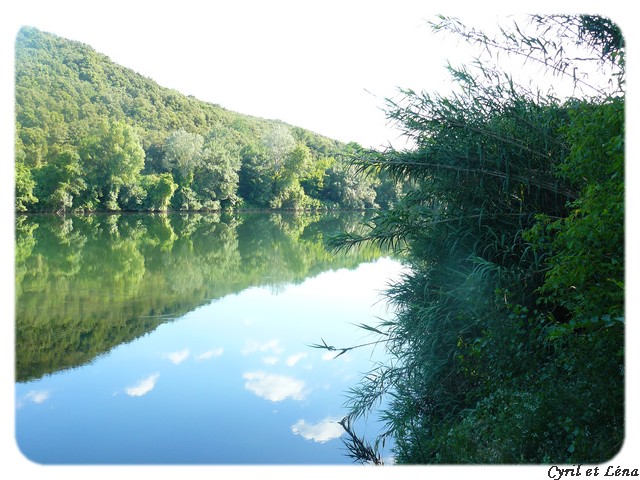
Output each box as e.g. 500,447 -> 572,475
286,352 -> 307,367
243,371 -> 306,402
242,339 -> 284,356
17,390 -> 50,408
197,348 -> 224,360
126,373 -> 160,397
166,348 -> 190,365
262,356 -> 279,365
291,417 -> 344,443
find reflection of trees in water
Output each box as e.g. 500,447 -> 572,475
15,212 -> 384,382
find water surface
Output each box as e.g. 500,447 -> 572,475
15,211 -> 403,464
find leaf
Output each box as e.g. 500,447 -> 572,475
351,322 -> 389,336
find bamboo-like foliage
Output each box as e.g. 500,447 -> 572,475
321,14 -> 624,464
338,416 -> 384,465
431,15 -> 625,97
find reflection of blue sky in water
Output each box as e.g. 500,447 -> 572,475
15,257 -> 405,464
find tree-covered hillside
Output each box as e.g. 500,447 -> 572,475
15,26 -> 398,213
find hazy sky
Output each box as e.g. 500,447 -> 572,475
3,0 -> 472,149
3,0 -> 620,149
1,1 -> 633,149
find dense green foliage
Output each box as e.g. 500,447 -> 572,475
15,27 -> 392,212
325,15 -> 624,464
16,211 -> 384,382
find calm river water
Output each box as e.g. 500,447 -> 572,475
15,211 -> 404,464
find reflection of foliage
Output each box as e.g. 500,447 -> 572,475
15,212 -> 385,382
339,415 -> 384,465
14,216 -> 39,295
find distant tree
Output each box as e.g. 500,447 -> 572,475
262,124 -> 296,175
238,144 -> 272,207
300,156 -> 334,199
286,143 -> 313,177
193,131 -> 242,209
79,120 -> 145,210
162,130 -> 204,186
171,185 -> 202,211
269,143 -> 314,209
15,161 -> 38,212
373,170 -> 404,209
141,173 -> 177,211
323,161 -> 378,209
32,147 -> 86,213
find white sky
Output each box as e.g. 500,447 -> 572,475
4,0 -> 472,150
1,1 -> 638,479
0,1 -> 633,148
0,0 -> 618,149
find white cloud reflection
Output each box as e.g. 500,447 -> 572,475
197,348 -> 224,360
166,348 -> 190,365
286,352 -> 307,367
291,417 -> 344,443
243,371 -> 306,402
26,390 -> 50,404
241,339 -> 284,356
17,390 -> 51,408
262,356 -> 279,365
126,373 -> 160,397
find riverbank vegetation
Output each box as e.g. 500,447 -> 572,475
15,27 -> 401,213
323,15 -> 625,464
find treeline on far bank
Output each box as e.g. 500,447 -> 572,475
15,27 -> 403,214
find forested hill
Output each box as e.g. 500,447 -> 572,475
15,26 -> 399,213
